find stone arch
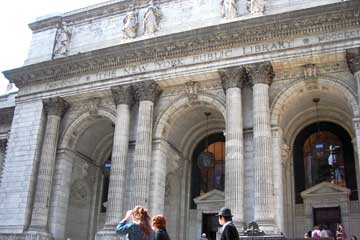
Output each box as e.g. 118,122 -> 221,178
59,106 -> 116,150
271,77 -> 359,127
154,93 -> 226,141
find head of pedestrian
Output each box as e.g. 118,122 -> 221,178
201,233 -> 207,238
216,207 -> 233,225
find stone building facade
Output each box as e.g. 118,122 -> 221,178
1,0 -> 360,239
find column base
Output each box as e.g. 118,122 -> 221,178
95,229 -> 125,240
24,231 -> 53,240
256,221 -> 281,235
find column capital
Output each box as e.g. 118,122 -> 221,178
219,66 -> 248,91
246,62 -> 274,85
134,81 -> 162,102
111,85 -> 134,106
347,49 -> 360,74
43,97 -> 69,117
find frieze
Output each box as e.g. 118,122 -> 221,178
161,79 -> 222,97
3,2 -> 360,88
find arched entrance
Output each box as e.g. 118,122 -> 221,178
58,111 -> 115,240
191,132 -> 225,240
154,94 -> 226,240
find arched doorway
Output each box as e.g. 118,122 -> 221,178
190,133 -> 225,240
62,115 -> 114,240
293,121 -> 358,204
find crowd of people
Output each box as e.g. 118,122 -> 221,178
304,224 -> 357,240
115,206 -> 239,240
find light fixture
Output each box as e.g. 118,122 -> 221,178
197,112 -> 215,169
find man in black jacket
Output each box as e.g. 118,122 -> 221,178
217,207 -> 240,240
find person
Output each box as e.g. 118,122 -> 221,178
311,225 -> 321,238
217,207 -> 239,240
151,214 -> 171,240
351,236 -> 357,240
199,233 -> 208,240
304,232 -> 310,238
336,224 -> 348,240
116,206 -> 153,240
320,225 -> 329,238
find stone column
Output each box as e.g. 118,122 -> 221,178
149,141 -> 168,215
219,66 -> 246,229
104,85 -> 134,228
48,150 -> 74,240
247,62 -> 278,234
0,140 -> 6,183
28,97 -> 69,234
130,81 -> 161,209
353,118 -> 360,194
272,127 -> 284,233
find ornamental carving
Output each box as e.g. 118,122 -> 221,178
86,98 -> 101,115
53,22 -> 72,59
143,0 -> 161,35
221,0 -> 238,19
123,5 -> 138,39
185,81 -> 200,104
134,81 -> 161,102
246,62 -> 274,85
43,97 -> 70,117
111,85 -> 134,106
303,64 -> 317,78
4,3 -> 360,86
247,0 -> 266,15
346,49 -> 360,74
219,66 -> 248,91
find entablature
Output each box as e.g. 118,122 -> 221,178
3,1 -> 360,93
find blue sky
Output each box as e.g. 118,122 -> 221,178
0,0 -> 108,95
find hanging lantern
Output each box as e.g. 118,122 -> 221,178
197,112 -> 215,169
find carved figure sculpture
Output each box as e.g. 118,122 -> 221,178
53,23 -> 72,58
143,0 -> 161,35
122,5 -> 138,39
248,0 -> 266,15
221,0 -> 238,19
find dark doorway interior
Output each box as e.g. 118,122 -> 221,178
202,213 -> 219,240
313,207 -> 341,237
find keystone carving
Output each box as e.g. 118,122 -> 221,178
346,49 -> 360,74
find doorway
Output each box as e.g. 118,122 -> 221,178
313,207 -> 341,237
202,213 -> 219,240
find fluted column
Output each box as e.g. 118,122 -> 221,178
48,150 -> 74,240
272,127 -> 284,233
353,118 -> 360,193
149,141 -> 167,215
29,97 -> 69,233
219,66 -> 246,229
247,62 -> 278,234
130,81 -> 161,208
0,140 -> 6,183
103,85 -> 134,229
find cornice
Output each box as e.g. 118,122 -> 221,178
4,1 -> 360,88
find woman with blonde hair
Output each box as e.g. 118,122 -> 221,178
116,206 -> 154,240
151,215 -> 171,240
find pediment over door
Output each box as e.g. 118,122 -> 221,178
194,189 -> 224,213
301,181 -> 351,199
